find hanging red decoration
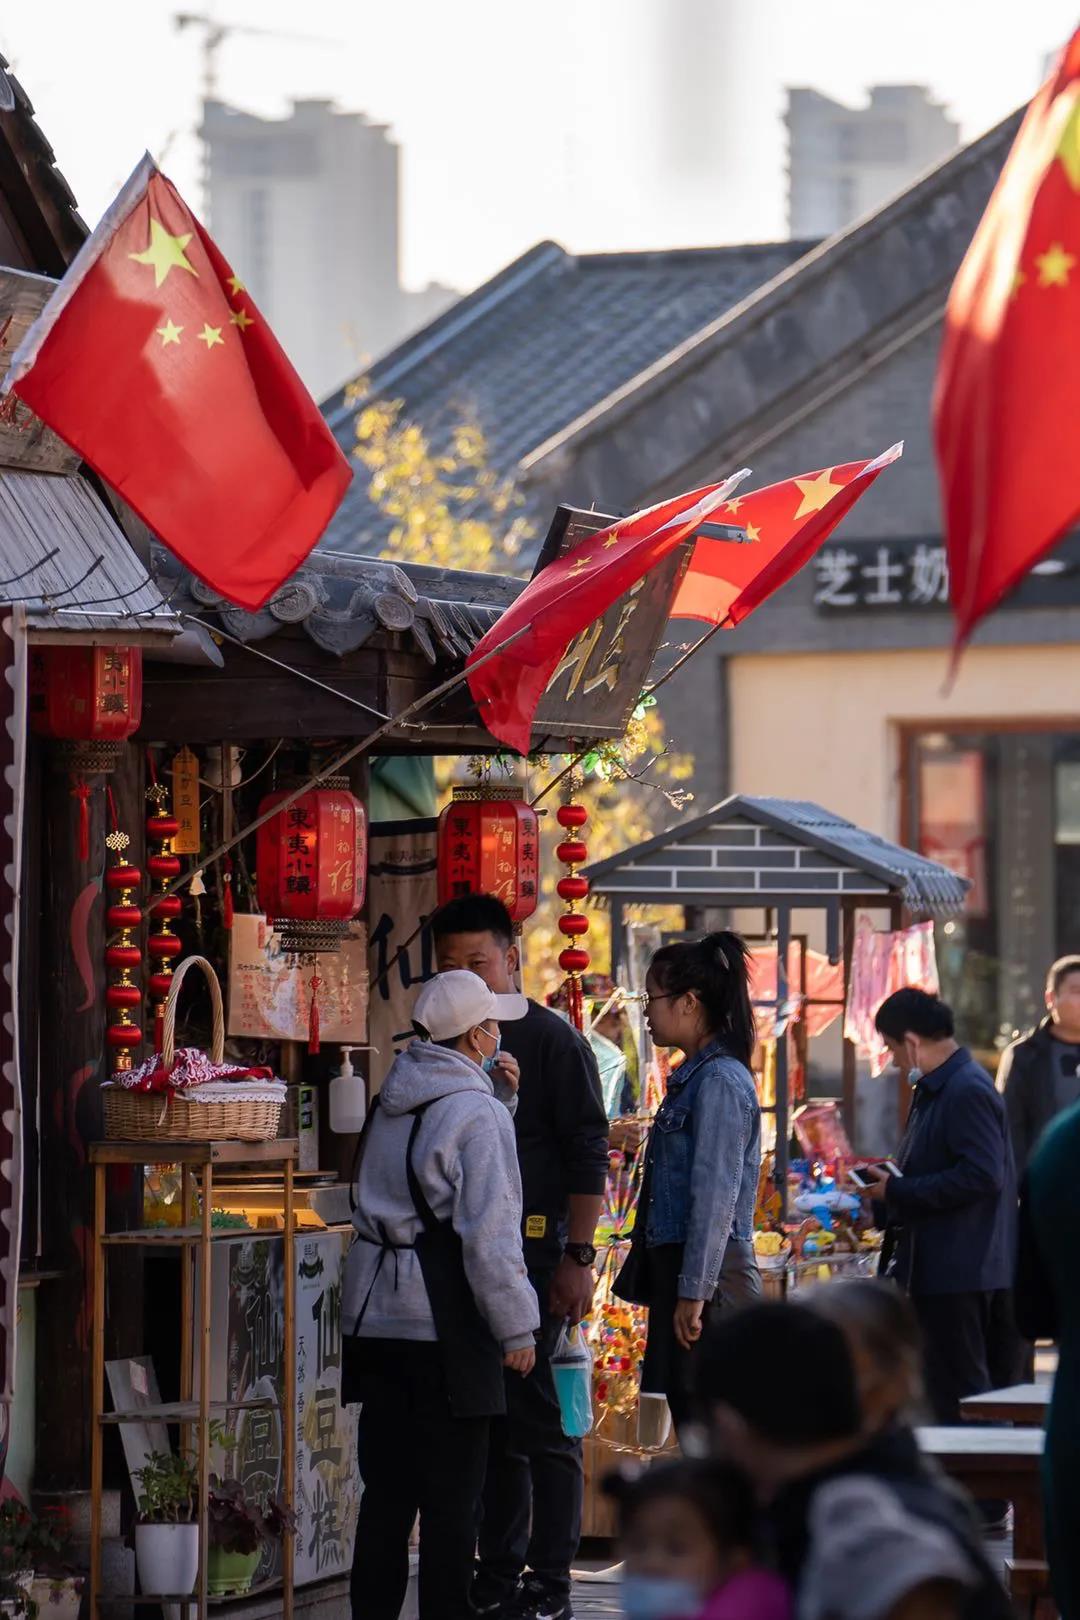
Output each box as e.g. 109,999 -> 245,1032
436,790 -> 539,923
146,775 -> 182,1052
256,778 -> 367,1052
556,803 -> 590,1032
104,790 -> 143,1073
30,646 -> 143,861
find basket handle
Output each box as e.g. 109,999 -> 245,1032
162,954 -> 226,1071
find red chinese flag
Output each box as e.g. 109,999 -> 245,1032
466,472 -> 750,754
6,156 -> 351,611
671,444 -> 903,626
935,32 -> 1080,648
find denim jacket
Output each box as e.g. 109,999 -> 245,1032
644,1040 -> 761,1300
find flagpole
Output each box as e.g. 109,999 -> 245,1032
641,614 -> 734,702
142,619 -> 534,913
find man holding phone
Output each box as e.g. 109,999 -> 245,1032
858,989 -> 1021,1441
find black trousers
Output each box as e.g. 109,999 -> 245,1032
912,1288 -> 1030,1422
640,1241 -> 762,1433
477,1271 -> 582,1601
350,1338 -> 489,1620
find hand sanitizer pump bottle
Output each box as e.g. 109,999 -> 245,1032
329,1046 -> 366,1134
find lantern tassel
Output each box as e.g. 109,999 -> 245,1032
73,778 -> 91,863
222,854 -> 234,930
565,975 -> 584,1033
308,973 -> 322,1055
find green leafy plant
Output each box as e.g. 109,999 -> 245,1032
131,1452 -> 197,1525
0,1501 -> 63,1576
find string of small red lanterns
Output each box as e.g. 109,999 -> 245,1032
146,756 -> 183,1052
104,788 -> 143,1073
555,803 -> 590,1032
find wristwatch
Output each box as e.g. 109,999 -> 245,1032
564,1242 -> 597,1267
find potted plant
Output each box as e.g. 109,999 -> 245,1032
206,1478 -> 295,1597
131,1451 -> 198,1598
27,1505 -> 83,1620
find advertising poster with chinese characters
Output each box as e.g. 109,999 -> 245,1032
207,1230 -> 359,1588
367,819 -> 438,1093
228,914 -> 368,1042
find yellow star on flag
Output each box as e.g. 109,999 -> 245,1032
792,467 -> 843,520
601,532 -> 620,549
745,521 -> 761,543
198,323 -> 224,350
568,555 -> 593,573
1036,241 -> 1076,287
155,317 -> 183,347
229,307 -> 254,331
128,219 -> 199,288
723,497 -> 744,514
226,273 -> 245,296
1057,96 -> 1080,191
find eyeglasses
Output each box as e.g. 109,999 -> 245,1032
642,991 -> 677,1010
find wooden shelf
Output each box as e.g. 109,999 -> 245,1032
101,1396 -> 276,1424
95,1580 -> 284,1606
90,1139 -> 298,1166
101,1226 -> 253,1246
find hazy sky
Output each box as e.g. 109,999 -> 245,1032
4,0 -> 1078,291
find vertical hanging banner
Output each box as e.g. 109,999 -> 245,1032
170,746 -> 201,855
367,819 -> 438,1093
0,609 -> 26,1426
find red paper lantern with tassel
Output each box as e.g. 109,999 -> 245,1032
29,646 -> 142,862
436,790 -> 539,923
255,778 -> 367,1053
104,795 -> 143,1071
555,804 -> 591,1031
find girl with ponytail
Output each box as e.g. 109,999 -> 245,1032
615,932 -> 763,1431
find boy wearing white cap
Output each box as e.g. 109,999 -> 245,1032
344,970 -> 541,1620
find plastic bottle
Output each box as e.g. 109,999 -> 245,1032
329,1047 -> 366,1134
550,1322 -> 594,1437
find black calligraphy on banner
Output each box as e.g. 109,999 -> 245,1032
813,534 -> 1080,613
367,820 -> 439,1094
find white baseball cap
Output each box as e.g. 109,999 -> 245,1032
413,970 -> 528,1042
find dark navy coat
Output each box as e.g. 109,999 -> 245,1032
884,1047 -> 1017,1295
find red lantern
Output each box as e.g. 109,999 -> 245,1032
555,803 -> 591,1030
256,779 -> 367,955
30,647 -> 142,749
437,792 -> 539,924
104,826 -> 142,1072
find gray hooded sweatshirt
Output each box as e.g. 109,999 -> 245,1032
342,1040 -> 539,1352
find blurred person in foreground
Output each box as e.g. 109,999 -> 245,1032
604,1458 -> 791,1620
342,971 -> 539,1620
614,933 -> 762,1432
859,989 -> 1022,1435
1016,1101 -> 1080,1618
431,895 -> 609,1620
998,952 -> 1080,1172
698,1301 -> 1013,1620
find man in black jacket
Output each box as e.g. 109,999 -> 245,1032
998,954 -> 1080,1172
432,896 -> 609,1620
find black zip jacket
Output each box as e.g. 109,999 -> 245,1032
499,1000 -> 609,1269
998,1016 -> 1071,1172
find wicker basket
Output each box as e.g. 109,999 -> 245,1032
102,955 -> 284,1143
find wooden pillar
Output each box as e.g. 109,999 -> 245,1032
775,905 -> 791,1219
841,903 -> 858,1146
318,755 -> 370,1184
35,753 -> 107,1488
890,897 -> 910,1131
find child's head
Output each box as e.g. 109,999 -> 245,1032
807,1279 -> 925,1433
605,1458 -> 759,1619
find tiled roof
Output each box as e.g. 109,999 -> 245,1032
0,55 -> 88,273
584,793 -> 969,918
321,239 -> 813,562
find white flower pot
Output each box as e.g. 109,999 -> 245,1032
30,1576 -> 84,1620
135,1523 -> 199,1597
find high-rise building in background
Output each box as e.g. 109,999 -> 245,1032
202,98 -> 457,402
786,85 -> 959,239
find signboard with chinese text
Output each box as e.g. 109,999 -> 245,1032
228,914 -> 368,1042
207,1229 -> 359,1589
530,506 -> 697,742
813,535 -> 1080,612
367,820 -> 438,1094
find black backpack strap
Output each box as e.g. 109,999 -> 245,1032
404,1101 -> 440,1234
348,1092 -> 382,1215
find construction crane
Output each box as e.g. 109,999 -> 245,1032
173,11 -> 338,105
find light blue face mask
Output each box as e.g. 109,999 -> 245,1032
620,1574 -> 703,1620
477,1030 -> 501,1076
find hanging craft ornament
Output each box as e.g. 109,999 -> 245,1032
255,776 -> 367,1052
146,772 -> 182,1053
170,746 -> 201,856
104,790 -> 143,1073
556,802 -> 590,1032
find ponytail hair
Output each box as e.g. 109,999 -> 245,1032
649,931 -> 755,1066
